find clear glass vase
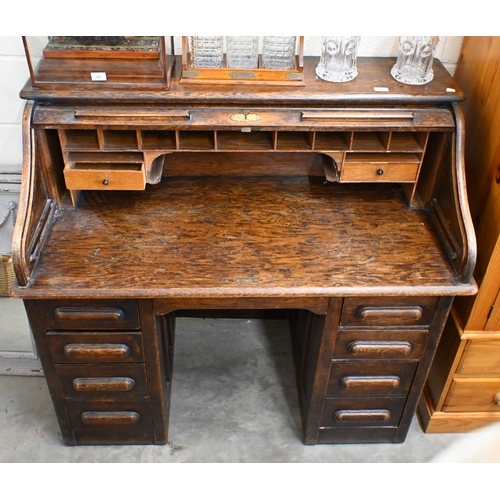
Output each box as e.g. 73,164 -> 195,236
226,36 -> 259,69
315,36 -> 361,82
190,36 -> 224,68
391,36 -> 440,85
262,36 -> 297,69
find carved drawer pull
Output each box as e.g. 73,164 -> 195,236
55,307 -> 125,322
73,377 -> 136,392
356,306 -> 423,322
340,376 -> 401,389
333,409 -> 391,422
64,343 -> 131,359
348,340 -> 413,357
81,411 -> 141,425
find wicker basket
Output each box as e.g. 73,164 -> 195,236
0,255 -> 14,296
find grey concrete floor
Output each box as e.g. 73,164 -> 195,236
0,317 -> 465,463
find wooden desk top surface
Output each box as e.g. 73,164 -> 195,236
14,174 -> 475,299
20,57 -> 464,106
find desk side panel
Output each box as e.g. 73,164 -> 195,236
12,102 -> 58,287
419,104 -> 476,286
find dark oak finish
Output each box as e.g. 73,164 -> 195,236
47,331 -> 144,363
327,362 -> 417,396
13,54 -> 476,446
20,178 -> 469,298
20,56 -> 464,105
57,364 -> 148,398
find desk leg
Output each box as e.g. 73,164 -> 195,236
290,298 -> 342,444
138,300 -> 172,444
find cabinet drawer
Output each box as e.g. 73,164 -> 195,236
445,378 -> 500,412
457,339 -> 500,376
333,329 -> 428,360
341,297 -> 438,327
66,400 -> 153,433
327,362 -> 417,397
36,300 -> 140,330
341,154 -> 420,182
64,161 -> 146,191
47,331 -> 144,363
321,397 -> 406,428
56,364 -> 148,399
67,400 -> 152,429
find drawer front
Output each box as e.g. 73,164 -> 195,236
341,154 -> 420,183
321,397 -> 406,428
457,339 -> 500,376
327,362 -> 417,397
333,329 -> 428,360
66,400 -> 154,442
445,378 -> 500,412
47,331 -> 144,363
36,300 -> 140,330
341,296 -> 439,327
64,162 -> 146,191
56,364 -> 148,399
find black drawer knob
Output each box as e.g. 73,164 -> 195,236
103,179 -> 109,185
377,169 -> 384,176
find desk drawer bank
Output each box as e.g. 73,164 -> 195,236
12,56 -> 477,446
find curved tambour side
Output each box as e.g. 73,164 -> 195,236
453,102 -> 477,284
11,101 -> 35,287
11,101 -> 56,287
424,102 -> 477,286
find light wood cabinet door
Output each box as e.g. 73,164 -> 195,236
457,338 -> 500,376
452,36 -> 500,332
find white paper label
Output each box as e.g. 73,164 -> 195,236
446,88 -> 456,93
374,87 -> 389,92
91,72 -> 107,82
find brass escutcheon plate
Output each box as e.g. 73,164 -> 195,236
230,113 -> 261,122
181,70 -> 200,78
236,277 -> 259,283
286,73 -> 304,80
229,71 -> 257,79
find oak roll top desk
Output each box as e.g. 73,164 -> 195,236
13,55 -> 477,446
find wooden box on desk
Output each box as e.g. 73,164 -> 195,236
22,36 -> 174,91
179,36 -> 305,86
418,36 -> 500,433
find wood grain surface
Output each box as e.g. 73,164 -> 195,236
21,174 -> 469,298
20,56 -> 464,105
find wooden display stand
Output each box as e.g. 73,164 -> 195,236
12,55 -> 476,446
418,37 -> 500,433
